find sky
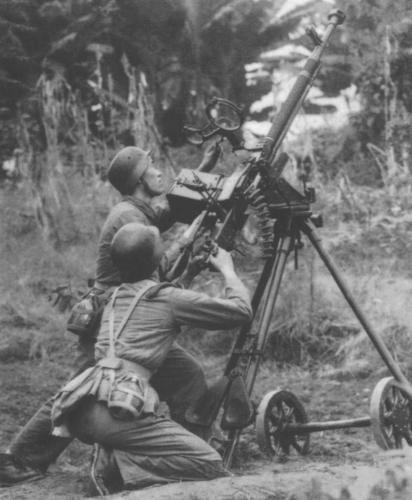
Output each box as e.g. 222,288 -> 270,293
276,0 -> 335,19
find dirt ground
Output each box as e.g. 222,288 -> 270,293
1,254 -> 411,499
0,350 -> 395,500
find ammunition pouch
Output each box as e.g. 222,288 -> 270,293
107,372 -> 147,421
67,288 -> 111,339
99,358 -> 152,421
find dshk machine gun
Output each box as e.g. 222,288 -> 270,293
167,10 -> 412,467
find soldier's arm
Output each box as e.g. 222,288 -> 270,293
169,248 -> 252,330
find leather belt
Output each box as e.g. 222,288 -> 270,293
121,358 -> 152,380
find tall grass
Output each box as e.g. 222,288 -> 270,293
2,149 -> 412,375
0,182 -> 99,361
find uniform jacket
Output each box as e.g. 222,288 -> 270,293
95,197 -> 160,287
51,274 -> 252,435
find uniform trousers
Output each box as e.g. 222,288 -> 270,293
9,340 -> 207,471
69,397 -> 226,489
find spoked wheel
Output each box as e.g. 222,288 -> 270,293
370,377 -> 412,450
256,389 -> 310,456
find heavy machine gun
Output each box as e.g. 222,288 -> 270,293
167,10 -> 412,468
167,5 -> 333,267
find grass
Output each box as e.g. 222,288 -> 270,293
3,156 -> 412,500
2,167 -> 412,373
2,145 -> 412,381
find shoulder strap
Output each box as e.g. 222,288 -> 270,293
107,281 -> 156,358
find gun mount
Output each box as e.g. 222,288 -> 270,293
166,10 -> 412,470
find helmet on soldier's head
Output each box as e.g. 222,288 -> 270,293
111,223 -> 163,282
107,146 -> 150,195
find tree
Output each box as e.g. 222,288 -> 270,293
0,0 -> 360,246
343,0 -> 412,180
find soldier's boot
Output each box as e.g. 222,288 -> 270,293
0,452 -> 44,487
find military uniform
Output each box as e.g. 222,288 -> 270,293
50,274 -> 252,490
8,197 -> 207,471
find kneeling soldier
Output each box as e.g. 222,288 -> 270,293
0,145 -> 219,486
50,222 -> 252,494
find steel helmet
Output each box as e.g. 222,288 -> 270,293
111,222 -> 162,281
107,146 -> 150,195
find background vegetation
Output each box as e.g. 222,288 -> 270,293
2,0 -> 412,454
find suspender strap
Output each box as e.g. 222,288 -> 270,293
107,282 -> 156,359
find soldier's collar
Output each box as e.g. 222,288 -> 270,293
122,196 -> 158,224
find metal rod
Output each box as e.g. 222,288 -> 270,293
302,220 -> 410,388
285,416 -> 371,434
223,234 -> 293,467
246,235 -> 293,395
243,235 -> 283,377
224,234 -> 280,375
261,15 -> 342,165
222,428 -> 239,468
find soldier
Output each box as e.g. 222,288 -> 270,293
0,144 -> 220,487
50,222 -> 252,494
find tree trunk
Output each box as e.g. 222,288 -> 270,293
18,71 -> 79,249
122,54 -> 177,182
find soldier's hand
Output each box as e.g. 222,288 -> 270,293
186,253 -> 207,276
175,252 -> 208,288
209,247 -> 235,275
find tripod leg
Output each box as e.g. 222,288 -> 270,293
246,235 -> 294,394
301,220 -> 409,387
224,233 -> 281,376
223,235 -> 294,467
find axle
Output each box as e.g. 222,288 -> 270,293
284,416 -> 371,434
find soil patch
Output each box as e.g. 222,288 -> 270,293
0,355 -> 387,499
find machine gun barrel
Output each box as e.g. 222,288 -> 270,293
260,9 -> 345,167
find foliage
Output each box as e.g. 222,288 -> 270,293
0,0 -> 39,107
340,0 -> 412,179
2,1 -> 412,371
0,1 -> 339,142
